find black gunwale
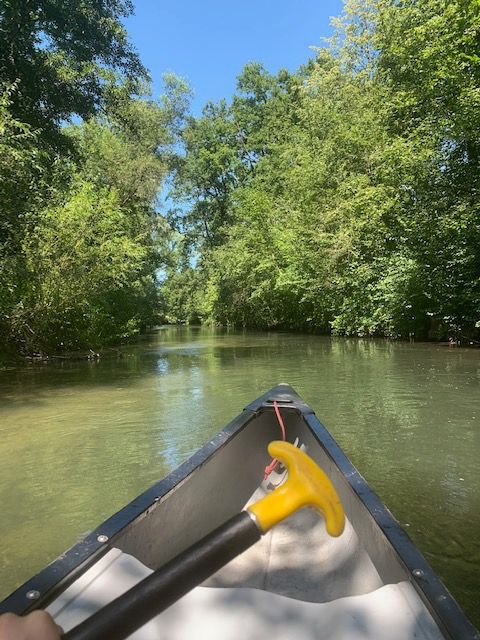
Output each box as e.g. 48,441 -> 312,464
0,408 -> 256,616
260,384 -> 479,640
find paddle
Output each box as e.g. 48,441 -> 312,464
62,441 -> 345,640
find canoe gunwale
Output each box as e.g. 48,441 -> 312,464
242,384 -> 479,639
301,410 -> 479,640
0,408 -> 258,616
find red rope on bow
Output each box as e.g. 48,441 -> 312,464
264,400 -> 287,479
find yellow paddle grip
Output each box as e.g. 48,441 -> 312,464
248,441 -> 345,536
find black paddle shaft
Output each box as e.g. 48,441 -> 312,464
63,511 -> 260,640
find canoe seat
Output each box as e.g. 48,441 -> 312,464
47,548 -> 443,640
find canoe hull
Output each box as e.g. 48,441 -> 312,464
1,384 -> 478,639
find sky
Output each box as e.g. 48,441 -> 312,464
125,0 -> 344,115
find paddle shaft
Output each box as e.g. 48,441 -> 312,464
63,512 -> 260,640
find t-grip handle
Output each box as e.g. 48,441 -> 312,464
248,441 -> 345,536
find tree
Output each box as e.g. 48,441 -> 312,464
0,84 -> 48,348
155,1 -> 480,341
1,76 -> 191,353
170,99 -> 241,247
0,0 -> 147,147
374,0 -> 480,336
0,84 -> 42,247
0,0 -> 198,354
16,181 -> 157,350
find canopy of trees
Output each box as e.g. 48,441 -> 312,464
0,0 -> 189,354
162,0 -> 480,342
0,0 -> 147,146
1,0 -> 479,356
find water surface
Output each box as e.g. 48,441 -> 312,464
0,327 -> 479,625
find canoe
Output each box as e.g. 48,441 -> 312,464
0,384 -> 478,640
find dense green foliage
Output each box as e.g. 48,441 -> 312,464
0,0 -> 147,147
2,0 -> 479,353
0,0 -> 189,354
163,0 -> 480,341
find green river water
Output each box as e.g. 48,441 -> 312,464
0,326 -> 479,626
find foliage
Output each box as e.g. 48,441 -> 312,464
0,0 -> 147,147
2,0 -> 479,349
1,110 -> 164,354
15,182 -> 157,350
0,0 -> 184,355
0,85 -> 47,347
162,0 -> 480,341
0,1 -> 190,354
7,83 -> 190,352
0,84 -> 53,246
374,0 -> 480,336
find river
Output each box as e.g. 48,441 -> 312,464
0,326 -> 479,626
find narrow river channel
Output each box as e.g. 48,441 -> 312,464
0,326 -> 479,625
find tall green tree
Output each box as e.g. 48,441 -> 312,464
374,0 -> 480,335
18,181 -> 157,350
0,0 -> 164,355
170,99 -> 240,247
0,0 -> 147,146
0,85 -> 50,349
163,0 -> 480,340
1,75 -> 190,352
10,79 -> 190,352
164,64 -> 308,326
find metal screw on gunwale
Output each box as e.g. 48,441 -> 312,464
26,590 -> 40,600
97,534 -> 109,543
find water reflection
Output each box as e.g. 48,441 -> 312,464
0,326 -> 479,624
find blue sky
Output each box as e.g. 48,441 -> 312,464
125,1 -> 344,115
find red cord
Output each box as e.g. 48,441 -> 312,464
264,400 -> 287,479
273,400 -> 286,440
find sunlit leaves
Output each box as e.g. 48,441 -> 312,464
0,0 -> 147,146
17,181 -> 155,350
163,0 -> 480,341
